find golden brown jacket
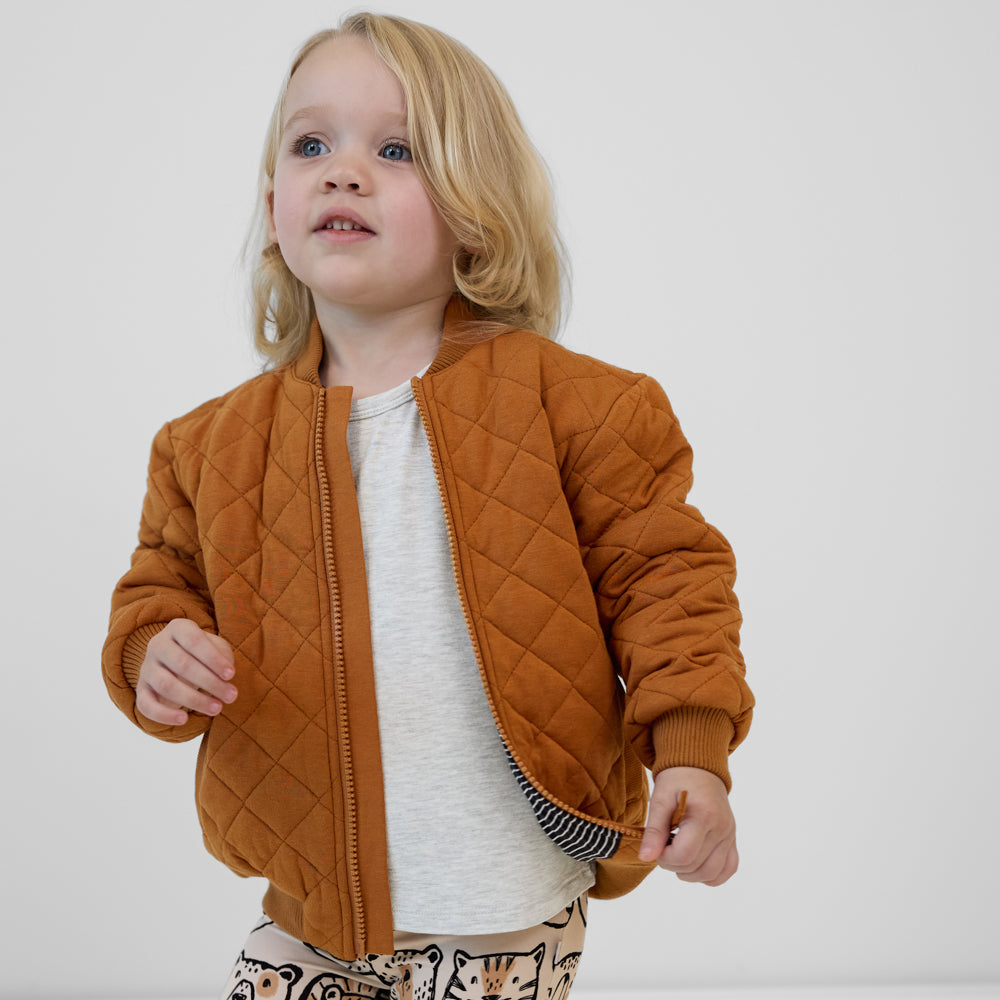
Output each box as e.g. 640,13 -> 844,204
103,307 -> 753,959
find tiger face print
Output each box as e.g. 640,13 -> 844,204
442,944 -> 544,1000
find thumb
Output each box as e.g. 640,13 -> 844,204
639,789 -> 679,863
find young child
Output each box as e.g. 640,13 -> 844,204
102,13 -> 753,1000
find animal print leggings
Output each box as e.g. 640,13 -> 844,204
219,893 -> 587,1000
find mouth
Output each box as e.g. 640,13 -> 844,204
321,219 -> 371,232
315,209 -> 374,235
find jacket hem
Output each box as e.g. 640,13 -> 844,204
592,837 -> 657,899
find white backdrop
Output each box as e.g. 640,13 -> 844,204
1,1 -> 997,997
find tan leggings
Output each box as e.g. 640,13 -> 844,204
219,893 -> 587,1000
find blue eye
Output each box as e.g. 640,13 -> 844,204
292,135 -> 329,158
380,141 -> 412,162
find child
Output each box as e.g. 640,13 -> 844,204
102,13 -> 753,1000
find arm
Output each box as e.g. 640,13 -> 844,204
102,421 -> 235,742
562,373 -> 751,883
564,372 -> 753,788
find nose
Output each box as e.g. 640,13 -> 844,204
320,146 -> 368,194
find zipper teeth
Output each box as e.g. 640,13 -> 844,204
314,390 -> 366,953
412,382 -> 638,838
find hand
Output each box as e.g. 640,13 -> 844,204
638,766 -> 739,886
135,619 -> 237,726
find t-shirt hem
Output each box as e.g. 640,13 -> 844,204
391,866 -> 595,937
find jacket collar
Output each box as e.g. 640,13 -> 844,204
291,295 -> 479,386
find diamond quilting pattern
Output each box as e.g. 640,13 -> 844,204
419,332 -> 750,817
204,724 -> 275,801
419,360 -> 629,808
135,375 -> 353,930
241,687 -> 310,761
246,765 -> 318,838
105,321 -> 750,954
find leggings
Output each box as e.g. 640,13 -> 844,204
219,893 -> 587,1000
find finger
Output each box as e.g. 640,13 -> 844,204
657,820 -> 709,873
170,624 -> 236,683
148,664 -> 229,717
639,791 -> 679,862
155,641 -> 237,706
675,835 -> 729,883
135,681 -> 190,727
705,843 -> 739,886
679,840 -> 739,887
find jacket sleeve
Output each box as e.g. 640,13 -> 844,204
102,421 -> 218,743
561,373 -> 753,789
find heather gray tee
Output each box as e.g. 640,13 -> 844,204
345,377 -> 594,935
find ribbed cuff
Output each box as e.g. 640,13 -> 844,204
121,622 -> 170,688
651,706 -> 736,791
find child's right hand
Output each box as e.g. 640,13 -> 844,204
135,619 -> 237,726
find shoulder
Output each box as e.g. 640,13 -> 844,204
459,328 -> 644,384
163,365 -> 306,443
150,365 -> 313,473
445,329 -> 677,434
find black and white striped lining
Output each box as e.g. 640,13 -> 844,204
503,745 -> 621,862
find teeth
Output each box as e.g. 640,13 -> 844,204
325,219 -> 363,231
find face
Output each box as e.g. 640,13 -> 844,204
267,36 -> 460,318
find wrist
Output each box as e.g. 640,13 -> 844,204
122,622 -> 170,687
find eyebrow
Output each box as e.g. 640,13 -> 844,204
281,104 -> 409,136
281,105 -> 323,136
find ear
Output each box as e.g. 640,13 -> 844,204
265,184 -> 278,243
278,964 -> 301,985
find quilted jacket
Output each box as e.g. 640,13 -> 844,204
102,301 -> 753,959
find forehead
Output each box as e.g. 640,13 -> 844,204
284,36 -> 407,127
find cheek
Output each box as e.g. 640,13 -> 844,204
396,181 -> 458,253
269,199 -> 295,243
423,209 -> 462,263
269,172 -> 307,240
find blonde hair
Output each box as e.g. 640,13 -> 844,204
248,12 -> 568,367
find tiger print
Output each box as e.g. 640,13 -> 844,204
548,952 -> 581,1000
442,944 -> 544,1000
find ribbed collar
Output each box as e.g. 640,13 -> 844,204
292,316 -> 325,385
291,296 -> 477,386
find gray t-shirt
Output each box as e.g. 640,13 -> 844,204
346,377 -> 595,934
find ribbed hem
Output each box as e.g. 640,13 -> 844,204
121,623 -> 170,688
651,706 -> 737,790
262,884 -> 308,947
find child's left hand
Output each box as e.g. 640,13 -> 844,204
638,766 -> 739,886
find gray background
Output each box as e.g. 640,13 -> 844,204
1,1 -> 997,996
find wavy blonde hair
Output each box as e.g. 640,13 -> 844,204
247,12 -> 568,367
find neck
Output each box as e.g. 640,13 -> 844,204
314,295 -> 450,397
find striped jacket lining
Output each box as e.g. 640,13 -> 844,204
504,746 -> 622,862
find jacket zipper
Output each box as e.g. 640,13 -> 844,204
412,380 -> 639,839
314,389 -> 367,954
